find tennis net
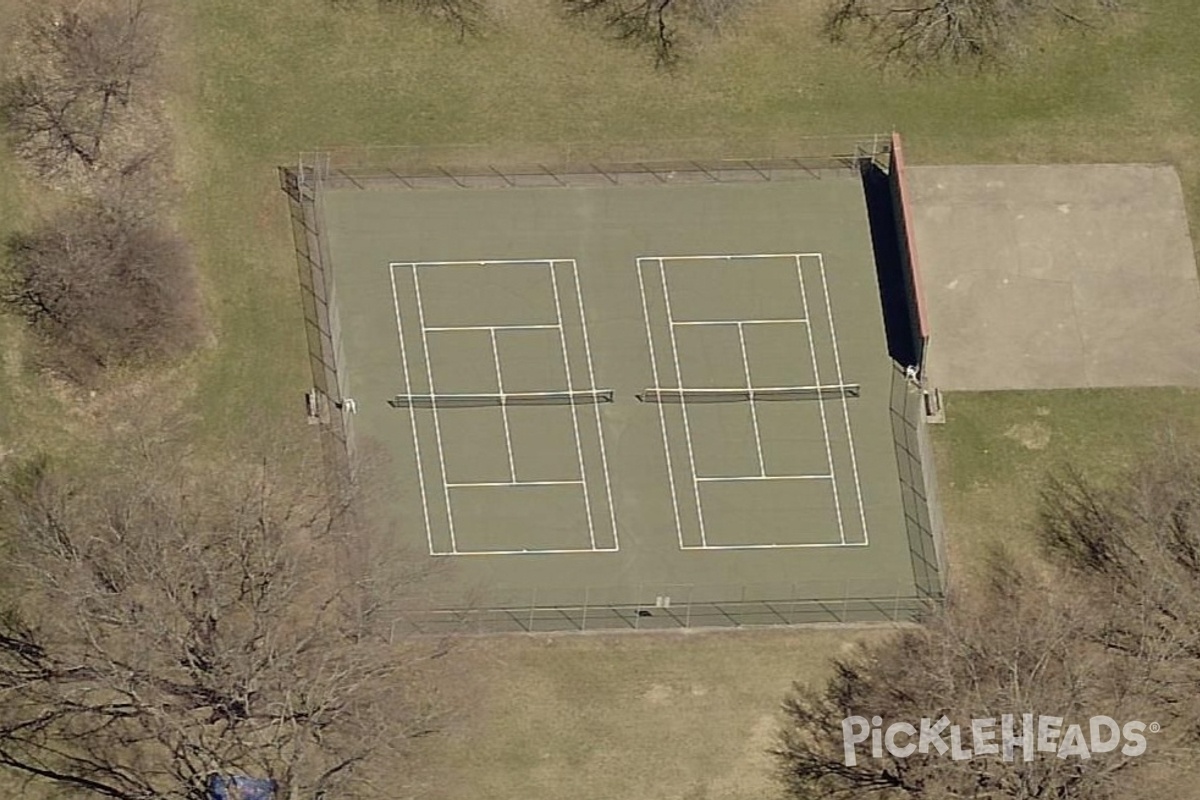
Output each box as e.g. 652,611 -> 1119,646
389,389 -> 615,408
637,384 -> 860,404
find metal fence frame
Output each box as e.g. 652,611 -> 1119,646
281,136 -> 896,469
294,134 -> 894,191
389,579 -> 939,636
281,135 -> 947,633
890,365 -> 945,598
279,166 -> 354,476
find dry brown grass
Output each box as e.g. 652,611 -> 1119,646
404,626 -> 898,800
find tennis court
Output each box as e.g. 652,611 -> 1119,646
636,253 -> 865,551
387,258 -> 617,556
298,152 -> 940,631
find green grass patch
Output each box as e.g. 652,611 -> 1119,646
173,0 -> 1200,445
413,628 -> 892,800
930,387 -> 1200,579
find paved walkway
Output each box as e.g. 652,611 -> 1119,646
908,164 -> 1200,390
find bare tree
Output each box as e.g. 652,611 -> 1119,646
775,552 -> 1191,799
777,437 -> 1200,799
1038,435 -> 1200,712
823,0 -> 1119,67
2,0 -> 159,176
0,440 -> 445,799
330,0 -> 487,38
3,201 -> 201,384
401,0 -> 486,37
563,0 -> 742,67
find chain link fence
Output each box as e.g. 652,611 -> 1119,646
281,136 -> 947,633
293,134 -> 893,192
279,166 -> 357,480
390,578 -> 937,636
281,135 -> 896,472
381,370 -> 945,636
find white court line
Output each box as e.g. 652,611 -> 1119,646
388,267 -> 435,557
447,480 -> 584,488
395,257 -> 616,556
641,383 -> 858,395
680,542 -> 870,551
567,258 -> 620,550
816,253 -> 870,546
636,252 -> 862,551
672,318 -> 808,327
650,253 -> 823,262
657,257 -> 708,548
549,261 -> 598,551
392,259 -> 571,268
425,323 -> 559,332
410,265 -> 459,553
736,322 -> 767,477
636,260 -> 685,551
795,255 -> 846,545
695,474 -> 831,483
433,546 -> 620,556
490,328 -> 518,482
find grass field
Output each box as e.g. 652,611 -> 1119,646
929,388 -> 1200,581
3,0 -> 1200,796
173,0 -> 1200,447
410,627 -> 892,800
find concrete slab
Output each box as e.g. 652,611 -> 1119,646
907,164 -> 1200,390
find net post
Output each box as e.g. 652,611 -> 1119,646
635,583 -> 643,630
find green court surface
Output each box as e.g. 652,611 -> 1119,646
319,176 -> 937,631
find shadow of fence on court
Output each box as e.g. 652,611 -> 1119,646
389,579 -> 938,636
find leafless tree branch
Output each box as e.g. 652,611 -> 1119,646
2,0 -> 159,177
2,202 -> 202,384
777,436 -> 1200,799
563,0 -> 742,67
0,442 -> 447,798
822,0 -> 1120,68
329,0 -> 487,39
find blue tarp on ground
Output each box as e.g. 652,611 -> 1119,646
206,775 -> 278,800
